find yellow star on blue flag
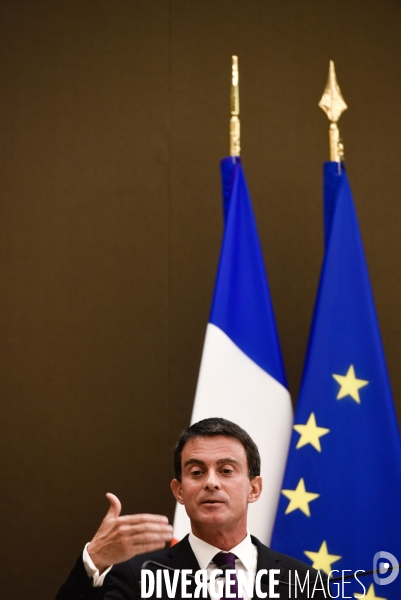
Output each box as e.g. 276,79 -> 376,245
304,540 -> 341,574
293,412 -> 330,451
332,365 -> 368,403
354,583 -> 387,599
282,477 -> 319,516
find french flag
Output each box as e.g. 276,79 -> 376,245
173,157 -> 293,545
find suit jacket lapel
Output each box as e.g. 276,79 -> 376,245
251,536 -> 284,599
161,536 -> 201,599
166,535 -> 200,572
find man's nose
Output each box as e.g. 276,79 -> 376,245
204,469 -> 221,489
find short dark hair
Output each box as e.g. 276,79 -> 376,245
173,417 -> 261,481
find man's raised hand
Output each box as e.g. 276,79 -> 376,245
87,493 -> 173,574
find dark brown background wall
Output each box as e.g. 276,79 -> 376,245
0,1 -> 400,597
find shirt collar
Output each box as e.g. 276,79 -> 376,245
188,530 -> 255,572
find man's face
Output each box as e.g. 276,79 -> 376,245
170,435 -> 262,537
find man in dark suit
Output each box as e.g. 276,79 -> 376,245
57,418 -> 328,599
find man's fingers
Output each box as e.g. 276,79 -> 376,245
116,521 -> 173,541
105,492 -> 122,520
132,540 -> 171,554
119,520 -> 173,538
123,526 -> 173,540
119,513 -> 171,525
103,502 -> 172,537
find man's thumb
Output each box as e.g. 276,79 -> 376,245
104,492 -> 122,519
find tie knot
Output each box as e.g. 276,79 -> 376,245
213,551 -> 237,569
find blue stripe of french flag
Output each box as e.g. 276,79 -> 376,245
173,157 -> 293,545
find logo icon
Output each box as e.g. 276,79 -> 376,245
373,551 -> 399,586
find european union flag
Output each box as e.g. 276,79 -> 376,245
271,162 -> 401,599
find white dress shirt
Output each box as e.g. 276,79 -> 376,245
83,542 -> 112,587
83,530 -> 258,596
188,530 -> 258,600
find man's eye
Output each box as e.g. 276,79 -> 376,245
221,468 -> 233,474
191,469 -> 202,476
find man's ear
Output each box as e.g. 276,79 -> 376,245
170,479 -> 185,504
247,476 -> 262,504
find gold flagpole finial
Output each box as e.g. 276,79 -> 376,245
319,61 -> 347,162
230,55 -> 240,157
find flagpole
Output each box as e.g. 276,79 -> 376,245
230,55 -> 240,157
318,61 -> 347,162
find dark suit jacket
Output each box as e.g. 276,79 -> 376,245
56,535 -> 328,600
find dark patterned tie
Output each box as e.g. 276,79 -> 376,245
212,552 -> 239,600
